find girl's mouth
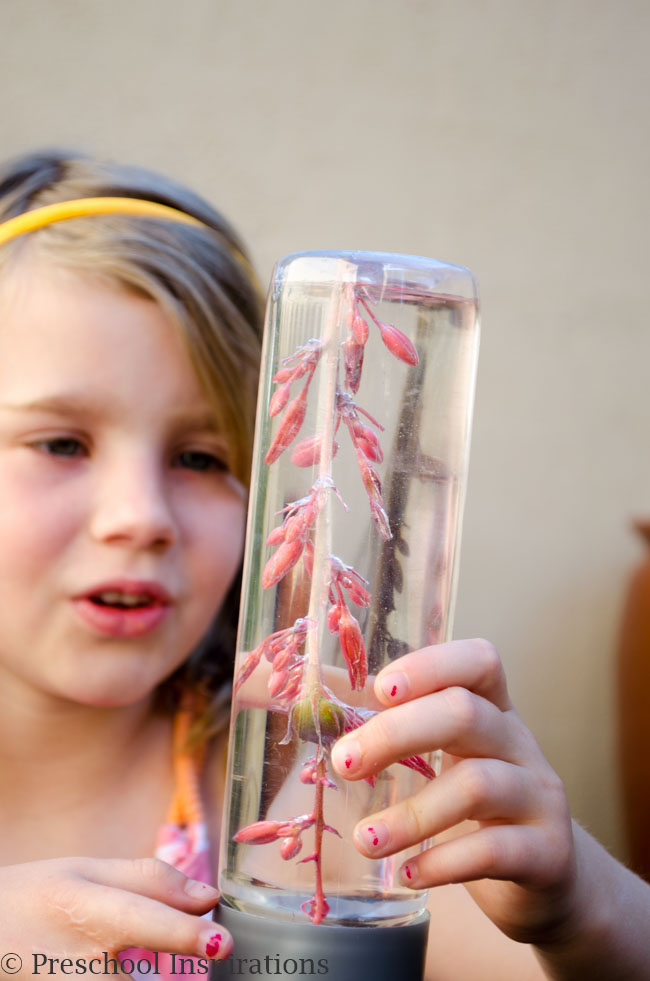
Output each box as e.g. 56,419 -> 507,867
90,590 -> 156,609
72,582 -> 172,637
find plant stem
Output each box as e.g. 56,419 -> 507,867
303,281 -> 349,692
310,755 -> 327,924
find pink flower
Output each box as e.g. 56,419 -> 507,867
233,642 -> 265,693
269,382 -> 292,417
341,577 -> 370,608
300,760 -> 318,784
337,606 -> 367,691
261,536 -> 305,589
354,448 -> 392,541
376,322 -> 419,365
280,836 -> 303,860
353,423 -> 383,462
261,482 -> 330,590
343,336 -> 364,394
265,384 -> 309,463
234,812 -> 316,847
233,820 -> 288,845
234,618 -> 312,694
330,558 -> 371,609
271,366 -> 295,384
268,668 -> 289,698
290,434 -> 338,468
352,313 -> 369,345
357,291 -> 419,366
326,603 -> 342,633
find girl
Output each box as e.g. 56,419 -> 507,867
0,150 -> 647,981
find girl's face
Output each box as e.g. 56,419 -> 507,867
0,262 -> 247,708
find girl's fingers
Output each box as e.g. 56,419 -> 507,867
72,857 -> 220,912
73,878 -> 231,961
374,639 -> 512,712
352,758 -> 539,858
331,687 -> 538,780
396,823 -> 567,892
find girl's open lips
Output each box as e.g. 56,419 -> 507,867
71,578 -> 172,638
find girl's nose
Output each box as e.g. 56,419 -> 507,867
89,454 -> 177,550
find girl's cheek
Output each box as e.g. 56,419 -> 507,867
213,494 -> 247,553
0,475 -> 88,565
193,496 -> 246,587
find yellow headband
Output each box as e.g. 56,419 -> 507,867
0,196 -> 205,247
0,195 -> 260,288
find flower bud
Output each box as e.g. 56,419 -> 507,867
292,696 -> 345,744
233,820 -> 283,845
280,836 -> 303,860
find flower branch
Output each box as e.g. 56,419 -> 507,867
233,285 -> 427,923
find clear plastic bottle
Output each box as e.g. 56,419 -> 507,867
218,251 -> 479,940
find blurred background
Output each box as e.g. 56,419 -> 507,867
2,0 -> 648,860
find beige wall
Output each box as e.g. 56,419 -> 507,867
2,0 -> 649,857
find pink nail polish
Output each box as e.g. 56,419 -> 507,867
401,861 -> 419,886
334,739 -> 361,774
205,933 -> 222,957
380,672 -> 408,701
358,821 -> 389,850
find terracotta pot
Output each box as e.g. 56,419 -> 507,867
618,520 -> 650,881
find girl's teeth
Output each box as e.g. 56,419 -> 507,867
94,591 -> 152,607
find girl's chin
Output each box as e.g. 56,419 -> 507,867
71,692 -> 153,709
52,673 -> 171,710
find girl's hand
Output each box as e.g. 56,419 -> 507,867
0,857 -> 231,977
331,639 -> 577,947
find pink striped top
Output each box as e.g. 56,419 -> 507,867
120,699 -> 215,979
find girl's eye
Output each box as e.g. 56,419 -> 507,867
175,449 -> 227,473
35,438 -> 86,458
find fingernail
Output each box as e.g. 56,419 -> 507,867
184,878 -> 220,901
356,820 -> 390,852
200,927 -> 232,961
332,738 -> 361,775
379,671 -> 409,702
400,861 -> 418,887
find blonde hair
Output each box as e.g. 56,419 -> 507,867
0,149 -> 264,722
0,149 -> 263,485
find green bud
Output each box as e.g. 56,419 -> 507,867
292,696 -> 345,744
